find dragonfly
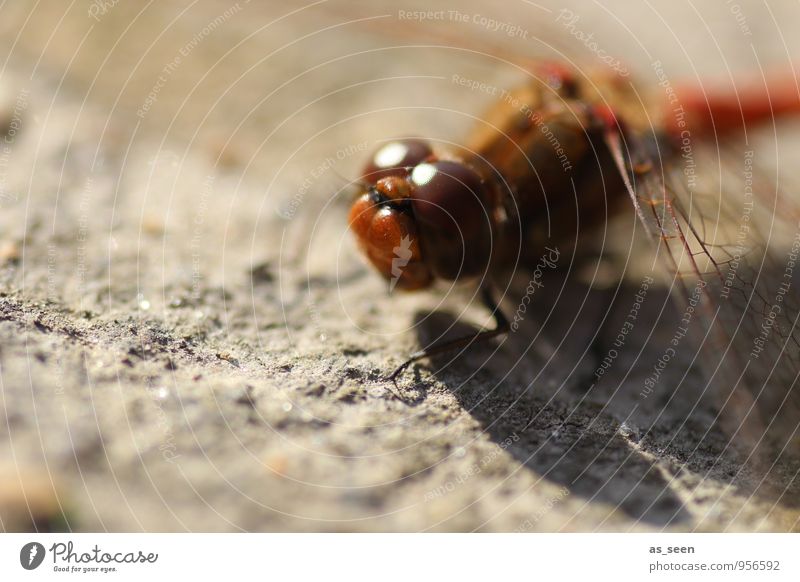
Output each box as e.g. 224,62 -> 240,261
345,50 -> 800,469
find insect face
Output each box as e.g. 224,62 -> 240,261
349,140 -> 495,289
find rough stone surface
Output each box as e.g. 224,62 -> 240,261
0,0 -> 798,531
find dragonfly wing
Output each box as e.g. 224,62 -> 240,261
603,124 -> 800,477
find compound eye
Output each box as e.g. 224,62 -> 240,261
348,194 -> 433,290
410,161 -> 486,236
361,139 -> 434,183
408,160 -> 492,280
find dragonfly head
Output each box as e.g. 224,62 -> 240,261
348,139 -> 494,291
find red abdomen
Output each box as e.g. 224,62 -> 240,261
671,73 -> 800,137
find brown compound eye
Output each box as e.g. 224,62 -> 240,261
361,139 -> 434,183
348,186 -> 433,291
409,160 -> 493,280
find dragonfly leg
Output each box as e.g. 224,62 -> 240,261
387,285 -> 509,386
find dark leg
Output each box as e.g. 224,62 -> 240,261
387,285 -> 510,385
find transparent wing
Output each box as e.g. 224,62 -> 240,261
604,124 -> 800,478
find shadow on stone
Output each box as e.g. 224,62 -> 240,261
401,271 -> 800,527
